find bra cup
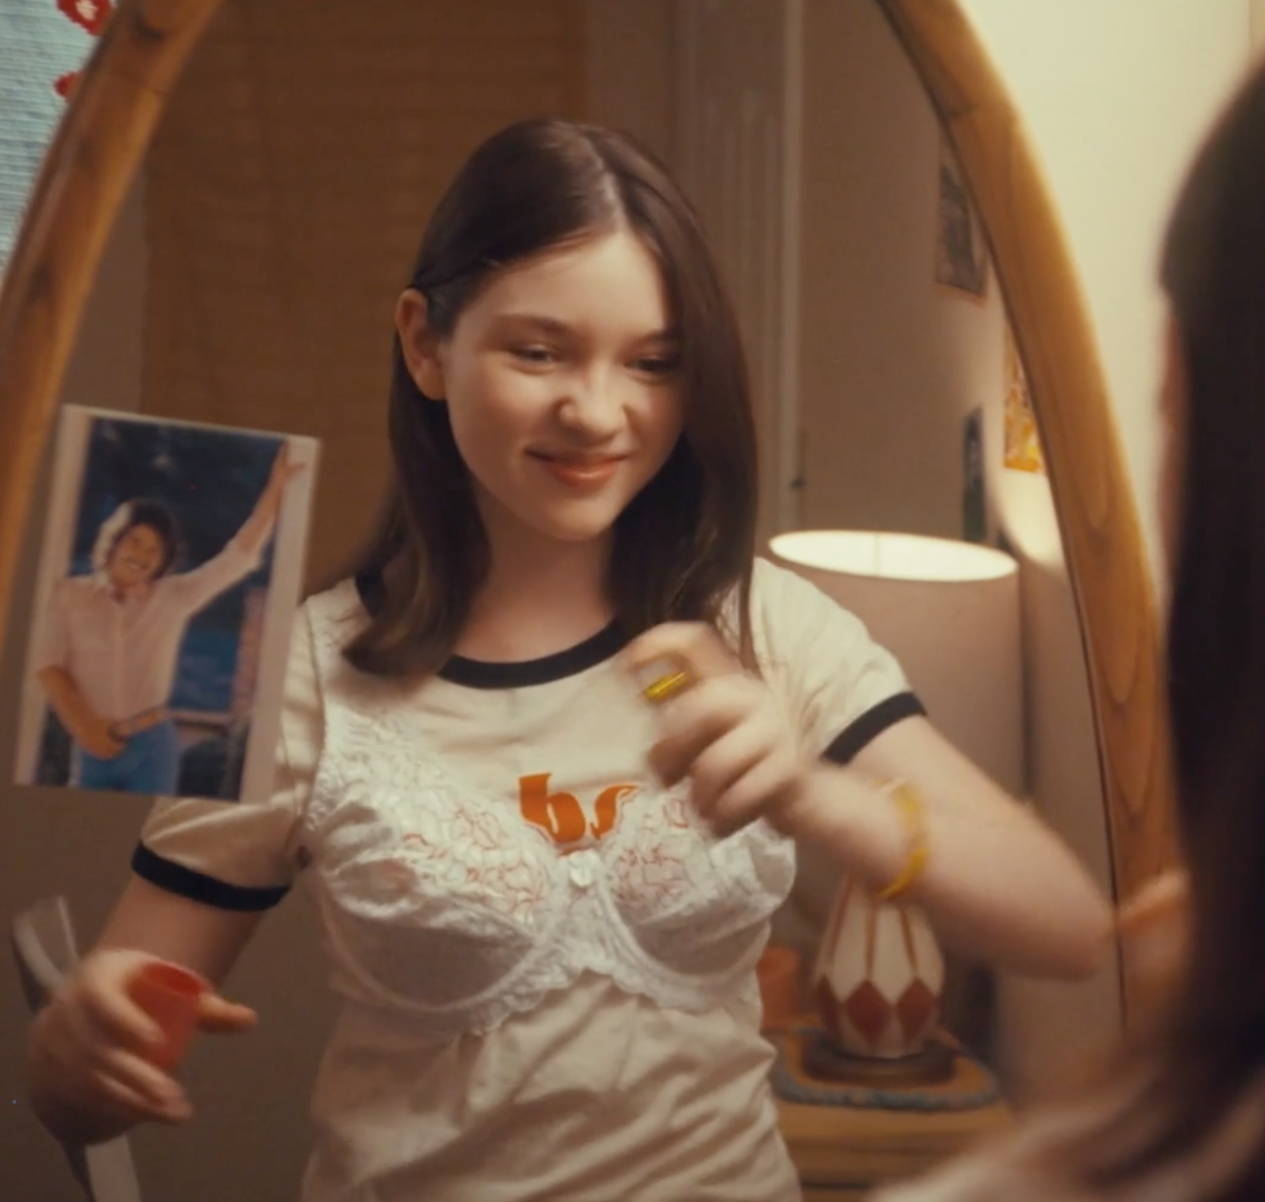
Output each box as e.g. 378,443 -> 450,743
607,789 -> 797,974
310,779 -> 568,1008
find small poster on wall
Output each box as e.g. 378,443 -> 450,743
14,406 -> 318,803
935,137 -> 989,300
962,407 -> 987,542
1003,327 -> 1046,474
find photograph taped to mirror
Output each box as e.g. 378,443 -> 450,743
14,405 -> 318,803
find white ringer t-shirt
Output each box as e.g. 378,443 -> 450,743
134,557 -> 922,1201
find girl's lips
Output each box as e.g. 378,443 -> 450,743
532,454 -> 625,489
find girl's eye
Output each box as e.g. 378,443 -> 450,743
631,353 -> 681,377
510,345 -> 558,365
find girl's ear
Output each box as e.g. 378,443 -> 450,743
395,289 -> 447,400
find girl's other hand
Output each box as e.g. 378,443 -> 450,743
25,947 -> 256,1145
625,622 -> 810,835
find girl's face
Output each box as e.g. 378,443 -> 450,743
400,228 -> 685,550
106,523 -> 166,589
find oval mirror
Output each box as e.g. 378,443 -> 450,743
0,1 -> 1174,1197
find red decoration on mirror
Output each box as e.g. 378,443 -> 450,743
51,0 -> 114,100
57,0 -> 114,37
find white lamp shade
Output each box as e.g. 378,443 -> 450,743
769,530 -> 1024,796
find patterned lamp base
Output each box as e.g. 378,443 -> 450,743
811,877 -> 947,1059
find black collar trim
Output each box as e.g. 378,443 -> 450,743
439,621 -> 628,688
353,570 -> 627,689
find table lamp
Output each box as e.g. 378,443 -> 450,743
769,530 -> 1022,1084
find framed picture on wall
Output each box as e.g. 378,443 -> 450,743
1003,327 -> 1046,474
935,136 -> 989,299
14,406 -> 318,803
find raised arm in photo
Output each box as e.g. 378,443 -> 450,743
234,441 -> 306,559
172,441 -> 307,613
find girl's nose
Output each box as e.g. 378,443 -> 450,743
556,370 -> 623,439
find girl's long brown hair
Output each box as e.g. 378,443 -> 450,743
344,119 -> 757,677
1027,59 -> 1265,1202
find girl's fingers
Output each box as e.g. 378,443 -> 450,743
56,985 -> 157,1068
708,754 -> 800,835
35,1017 -> 188,1123
75,977 -> 167,1053
648,679 -> 754,783
88,1074 -> 190,1126
686,723 -> 770,815
625,622 -> 740,689
196,994 -> 258,1033
92,1046 -> 189,1116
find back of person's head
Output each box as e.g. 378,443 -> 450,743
348,118 -> 756,677
1162,51 -> 1265,1090
1052,58 -> 1265,1202
91,498 -> 180,578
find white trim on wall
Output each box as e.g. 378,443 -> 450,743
673,0 -> 802,543
777,0 -> 804,535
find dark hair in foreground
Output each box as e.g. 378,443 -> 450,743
91,499 -> 180,579
1054,59 -> 1265,1201
344,118 -> 757,677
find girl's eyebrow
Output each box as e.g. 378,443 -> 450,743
492,313 -> 680,342
493,313 -> 572,336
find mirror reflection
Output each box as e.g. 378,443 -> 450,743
3,2 -> 1122,1198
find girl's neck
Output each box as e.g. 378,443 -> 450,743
455,527 -> 614,663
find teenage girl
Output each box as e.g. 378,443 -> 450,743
26,119 -> 1109,1201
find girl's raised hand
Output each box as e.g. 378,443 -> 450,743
625,622 -> 810,835
25,947 -> 256,1145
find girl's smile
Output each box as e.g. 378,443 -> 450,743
528,450 -> 629,490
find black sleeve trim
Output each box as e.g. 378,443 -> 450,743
131,843 -> 290,912
823,692 -> 927,765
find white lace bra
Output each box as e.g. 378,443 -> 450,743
298,583 -> 797,1040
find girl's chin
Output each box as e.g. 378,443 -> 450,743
524,507 -> 625,546
475,485 -> 628,547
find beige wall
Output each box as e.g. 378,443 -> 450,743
961,0 -> 1255,586
798,0 -> 1005,540
582,0 -> 675,163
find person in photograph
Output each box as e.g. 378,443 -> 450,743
34,440 -> 302,795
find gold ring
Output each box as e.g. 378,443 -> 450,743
643,669 -> 692,704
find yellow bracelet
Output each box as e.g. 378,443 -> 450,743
873,779 -> 929,902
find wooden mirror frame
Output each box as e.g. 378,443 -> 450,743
0,0 -> 1175,1014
